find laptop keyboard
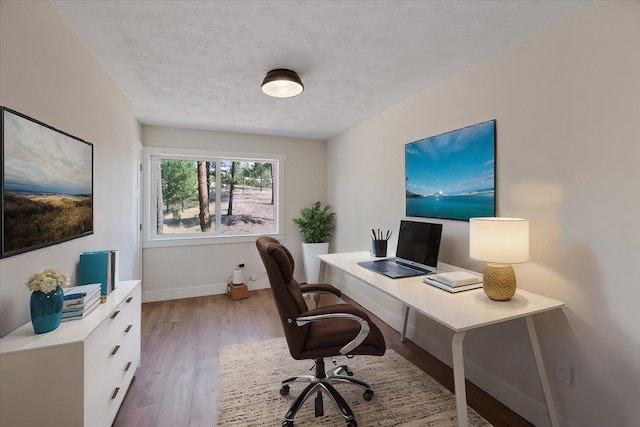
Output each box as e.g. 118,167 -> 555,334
382,262 -> 422,275
358,260 -> 429,279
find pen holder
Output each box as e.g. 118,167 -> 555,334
372,239 -> 388,257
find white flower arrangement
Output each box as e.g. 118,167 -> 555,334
26,269 -> 70,294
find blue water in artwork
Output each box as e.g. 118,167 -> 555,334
406,194 -> 494,221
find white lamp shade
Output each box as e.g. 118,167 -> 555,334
469,217 -> 529,264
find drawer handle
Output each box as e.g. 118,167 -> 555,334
126,297 -> 133,303
124,324 -> 132,333
111,387 -> 120,399
111,345 -> 121,356
110,310 -> 120,319
125,361 -> 132,372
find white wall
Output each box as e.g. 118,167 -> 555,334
327,2 -> 639,427
0,1 -> 138,336
141,125 -> 326,301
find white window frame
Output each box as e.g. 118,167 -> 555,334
142,146 -> 285,248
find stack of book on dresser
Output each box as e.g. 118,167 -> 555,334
423,271 -> 483,293
62,284 -> 101,321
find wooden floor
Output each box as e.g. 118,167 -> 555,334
113,289 -> 533,427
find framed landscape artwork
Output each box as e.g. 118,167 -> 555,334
405,120 -> 496,221
1,107 -> 93,258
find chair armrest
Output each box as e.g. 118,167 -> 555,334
295,304 -> 371,355
300,283 -> 342,308
299,283 -> 341,297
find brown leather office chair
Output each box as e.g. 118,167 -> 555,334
256,236 -> 386,427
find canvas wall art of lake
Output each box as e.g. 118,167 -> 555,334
405,120 -> 496,221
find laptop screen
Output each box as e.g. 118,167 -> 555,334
395,220 -> 443,272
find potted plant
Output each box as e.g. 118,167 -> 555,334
293,201 -> 335,283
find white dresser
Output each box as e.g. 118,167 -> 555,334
0,280 -> 141,427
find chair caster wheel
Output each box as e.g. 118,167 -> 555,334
363,389 -> 374,401
282,421 -> 294,427
280,385 -> 290,396
346,420 -> 357,427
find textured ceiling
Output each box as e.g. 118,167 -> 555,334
51,1 -> 593,140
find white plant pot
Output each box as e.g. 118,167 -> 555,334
301,242 -> 329,284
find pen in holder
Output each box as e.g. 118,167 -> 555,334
371,228 -> 391,257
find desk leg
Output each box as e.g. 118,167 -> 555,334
452,331 -> 468,427
525,316 -> 560,427
400,305 -> 410,342
318,261 -> 327,283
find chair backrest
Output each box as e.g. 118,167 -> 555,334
256,236 -> 309,359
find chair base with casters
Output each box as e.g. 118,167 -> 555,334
280,357 -> 373,427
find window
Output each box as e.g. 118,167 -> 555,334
143,147 -> 284,247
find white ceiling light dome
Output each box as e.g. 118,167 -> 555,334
261,69 -> 304,98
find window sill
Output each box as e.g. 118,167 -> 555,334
143,233 -> 285,249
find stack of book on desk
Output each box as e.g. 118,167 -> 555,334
423,271 -> 483,293
62,284 -> 101,321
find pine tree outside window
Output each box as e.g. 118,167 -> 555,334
143,147 -> 284,247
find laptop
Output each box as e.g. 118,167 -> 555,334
358,220 -> 443,279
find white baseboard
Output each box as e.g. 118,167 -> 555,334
141,280 -> 270,303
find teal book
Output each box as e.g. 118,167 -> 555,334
79,251 -> 113,297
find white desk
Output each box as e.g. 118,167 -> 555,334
319,252 -> 564,427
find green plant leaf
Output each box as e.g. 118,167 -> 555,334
292,201 -> 336,243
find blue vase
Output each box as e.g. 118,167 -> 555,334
30,287 -> 64,334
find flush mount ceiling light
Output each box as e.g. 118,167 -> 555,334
261,69 -> 304,98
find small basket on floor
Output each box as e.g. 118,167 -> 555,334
228,283 -> 249,300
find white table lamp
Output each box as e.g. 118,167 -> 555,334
469,217 -> 529,301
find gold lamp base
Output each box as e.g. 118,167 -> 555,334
483,263 -> 516,301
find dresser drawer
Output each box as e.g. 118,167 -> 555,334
85,286 -> 140,358
85,327 -> 139,426
84,285 -> 141,427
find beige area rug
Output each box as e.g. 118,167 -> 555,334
217,338 -> 491,426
